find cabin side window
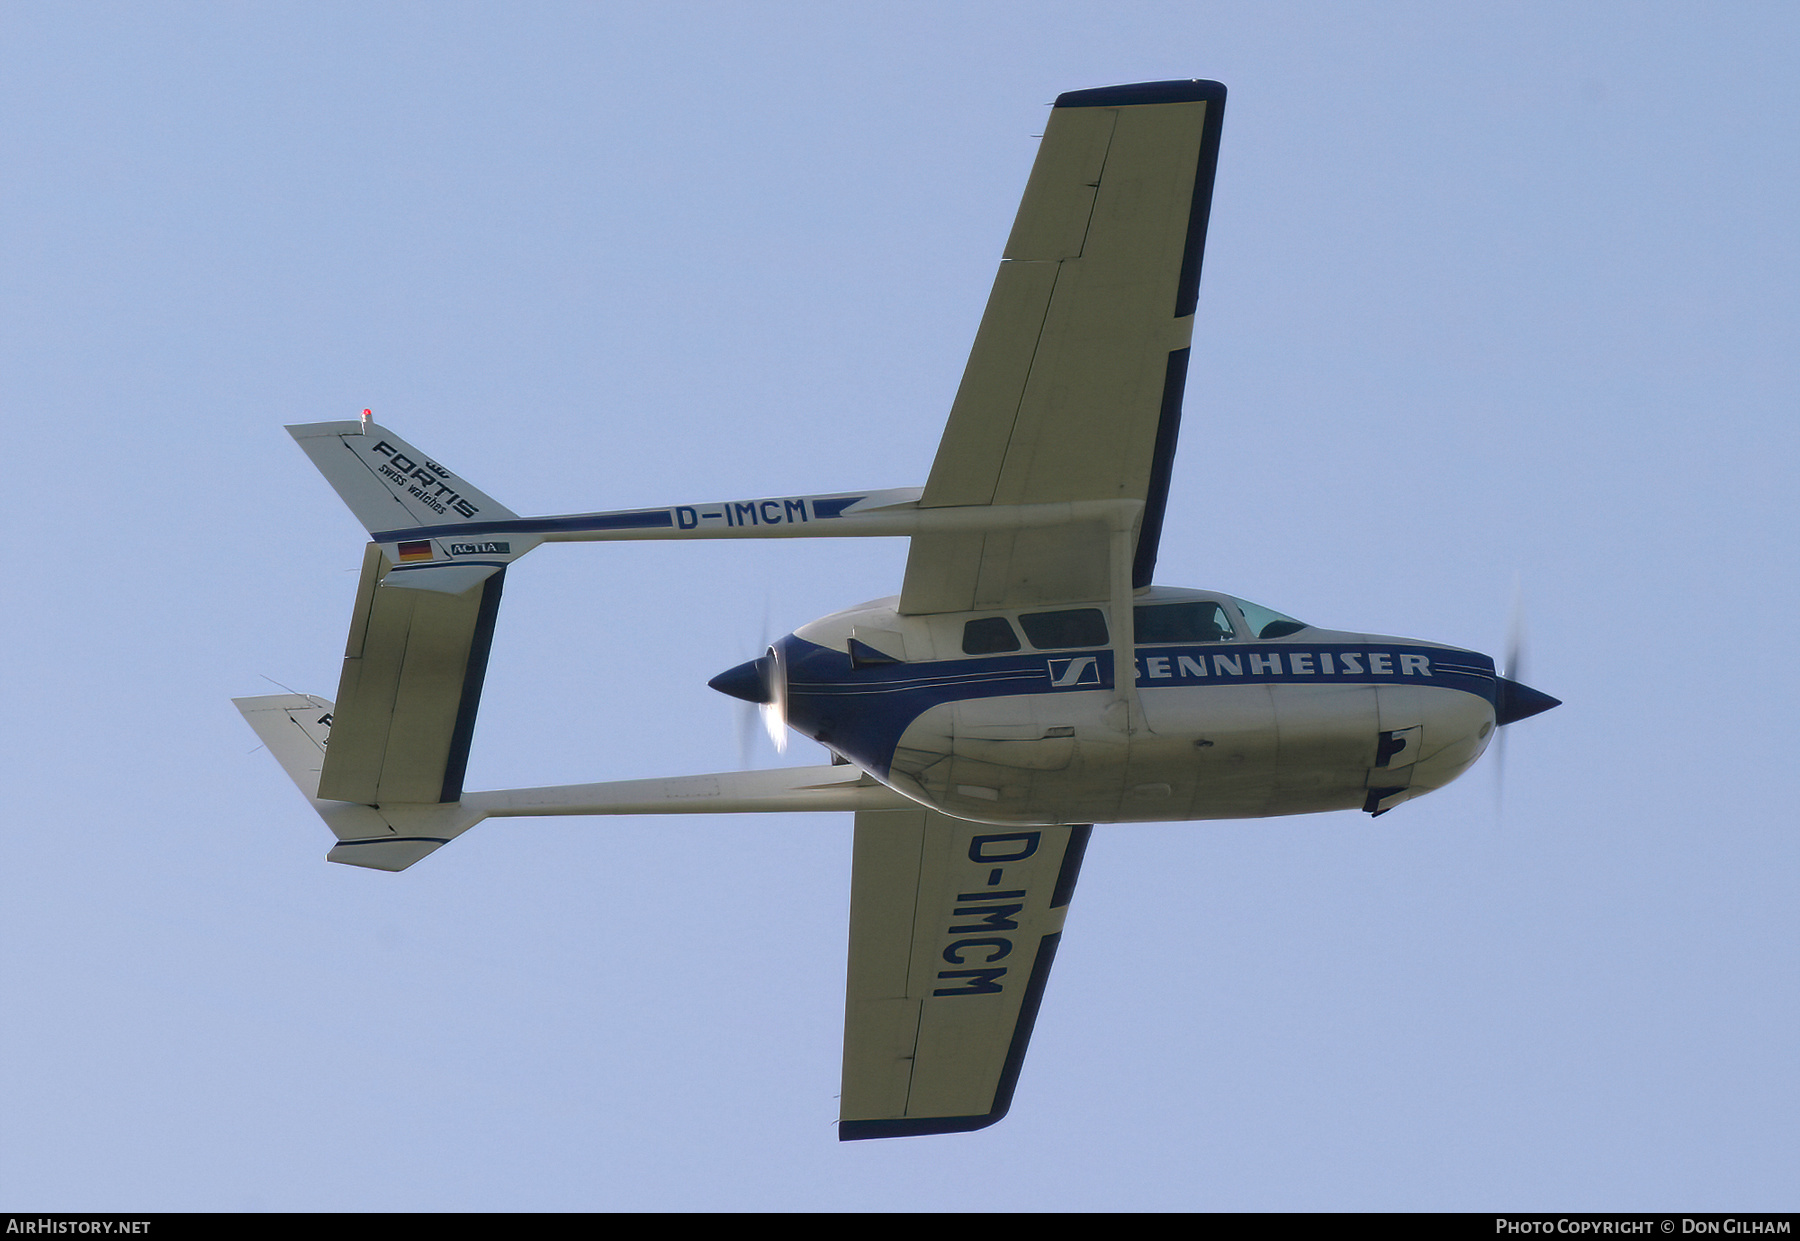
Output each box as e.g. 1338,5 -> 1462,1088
1018,608 -> 1109,649
1134,601 -> 1235,644
962,616 -> 1021,654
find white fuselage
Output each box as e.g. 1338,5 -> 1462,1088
780,587 -> 1497,826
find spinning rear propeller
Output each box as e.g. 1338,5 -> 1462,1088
729,611 -> 785,767
760,643 -> 789,756
712,641 -> 790,761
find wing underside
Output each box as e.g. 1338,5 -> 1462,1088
839,806 -> 1090,1139
901,79 -> 1226,614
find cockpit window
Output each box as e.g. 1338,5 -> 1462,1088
962,616 -> 1021,655
1134,601 -> 1235,644
1018,608 -> 1109,649
1232,597 -> 1309,639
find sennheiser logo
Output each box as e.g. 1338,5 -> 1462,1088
1047,656 -> 1101,687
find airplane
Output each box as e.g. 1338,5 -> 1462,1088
236,78 -> 1559,1141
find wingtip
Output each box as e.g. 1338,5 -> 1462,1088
1055,79 -> 1226,109
837,1111 -> 1007,1141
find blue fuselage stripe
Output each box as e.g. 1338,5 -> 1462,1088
372,495 -> 870,544
779,636 -> 1495,779
373,511 -> 675,543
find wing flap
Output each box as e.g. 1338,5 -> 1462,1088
839,807 -> 1091,1139
915,260 -> 1062,511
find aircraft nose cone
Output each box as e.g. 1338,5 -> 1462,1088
1495,677 -> 1561,726
709,656 -> 773,704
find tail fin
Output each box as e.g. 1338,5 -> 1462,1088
287,421 -> 518,534
278,421 -> 536,814
234,694 -> 485,871
234,692 -> 336,795
289,420 -> 540,595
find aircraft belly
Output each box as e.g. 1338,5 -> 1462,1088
1139,683 -> 1281,818
1269,684 -> 1381,815
892,691 -> 1130,825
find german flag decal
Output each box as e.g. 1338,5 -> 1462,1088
397,540 -> 434,563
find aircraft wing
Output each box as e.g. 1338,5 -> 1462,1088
839,806 -> 1090,1139
900,80 -> 1226,614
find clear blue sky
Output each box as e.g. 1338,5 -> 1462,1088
3,1 -> 1795,1211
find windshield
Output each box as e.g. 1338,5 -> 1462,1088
1231,596 -> 1309,639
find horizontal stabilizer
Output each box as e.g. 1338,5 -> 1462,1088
314,542 -> 508,805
